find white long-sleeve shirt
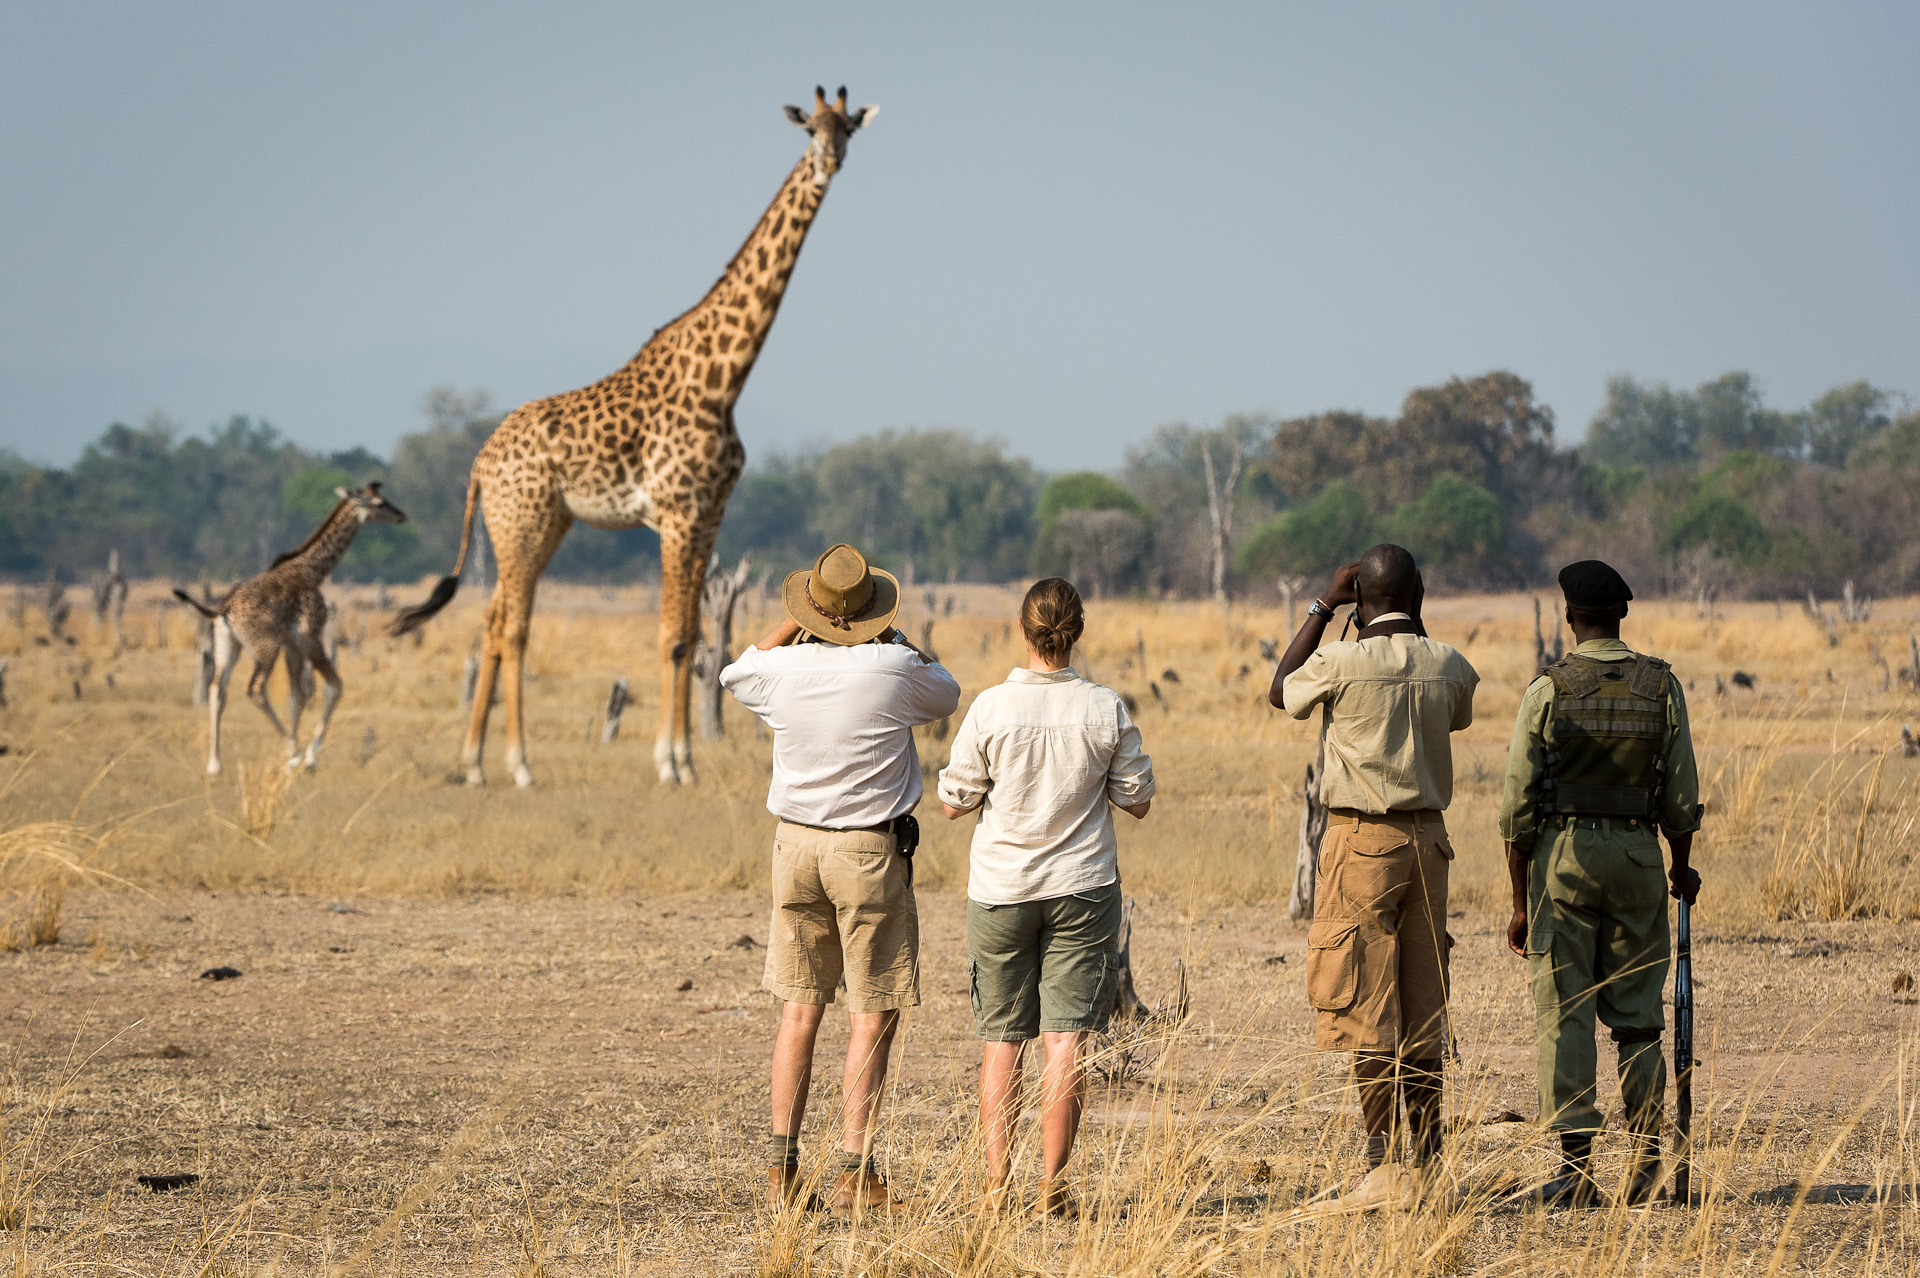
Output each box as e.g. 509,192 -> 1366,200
720,637 -> 961,828
937,667 -> 1156,905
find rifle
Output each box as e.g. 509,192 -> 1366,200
1671,892 -> 1694,1207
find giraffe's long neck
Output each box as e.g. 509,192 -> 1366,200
650,156 -> 828,398
284,502 -> 365,583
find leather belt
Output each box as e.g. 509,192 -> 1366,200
779,815 -> 921,884
1327,807 -> 1444,824
781,817 -> 898,837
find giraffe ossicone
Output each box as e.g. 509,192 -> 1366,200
178,484 -> 406,778
390,87 -> 878,787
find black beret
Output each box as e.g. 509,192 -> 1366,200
1558,560 -> 1633,610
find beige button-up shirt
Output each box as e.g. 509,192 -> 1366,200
937,667 -> 1156,905
1281,614 -> 1479,813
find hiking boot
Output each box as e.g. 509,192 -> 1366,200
1624,1137 -> 1663,1206
829,1169 -> 910,1220
765,1167 -> 822,1215
1033,1179 -> 1079,1220
1331,1162 -> 1418,1212
977,1174 -> 1012,1218
1533,1133 -> 1599,1209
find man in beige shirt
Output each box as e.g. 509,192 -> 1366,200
1269,543 -> 1478,1210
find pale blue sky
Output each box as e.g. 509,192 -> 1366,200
1,3 -> 1914,470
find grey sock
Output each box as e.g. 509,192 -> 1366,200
770,1134 -> 800,1170
839,1150 -> 876,1176
1364,1135 -> 1388,1169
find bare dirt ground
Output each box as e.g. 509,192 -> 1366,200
6,884 -> 1918,1274
7,588 -> 1920,1272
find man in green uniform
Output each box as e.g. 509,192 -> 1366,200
1499,560 -> 1701,1207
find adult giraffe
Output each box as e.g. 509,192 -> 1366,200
393,87 -> 877,787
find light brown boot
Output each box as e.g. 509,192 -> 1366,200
1343,1162 -> 1418,1211
829,1168 -> 910,1220
1033,1179 -> 1079,1220
977,1174 -> 1012,1218
765,1167 -> 821,1215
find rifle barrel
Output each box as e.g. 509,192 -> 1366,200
1673,896 -> 1694,1206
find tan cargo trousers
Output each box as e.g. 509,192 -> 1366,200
1305,810 -> 1453,1057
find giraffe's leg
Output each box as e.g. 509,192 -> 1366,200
282,647 -> 310,770
297,637 -> 343,770
490,489 -> 571,789
461,617 -> 503,786
655,522 -> 715,786
245,647 -> 293,749
207,620 -> 242,777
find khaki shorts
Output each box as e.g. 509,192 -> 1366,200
1305,811 -> 1452,1056
967,881 -> 1122,1041
763,820 -> 920,1012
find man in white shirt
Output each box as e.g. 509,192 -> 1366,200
721,543 -> 960,1220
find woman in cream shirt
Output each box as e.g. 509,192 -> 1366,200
938,577 -> 1154,1217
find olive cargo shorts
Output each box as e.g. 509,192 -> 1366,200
968,881 -> 1122,1041
1526,815 -> 1669,1135
1305,811 -> 1453,1056
763,820 -> 920,1012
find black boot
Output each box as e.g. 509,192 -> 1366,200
1624,1135 -> 1662,1206
1534,1132 -> 1598,1209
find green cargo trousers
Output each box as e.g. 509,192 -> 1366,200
1525,815 -> 1670,1136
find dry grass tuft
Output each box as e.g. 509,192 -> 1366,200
0,882 -> 62,951
236,759 -> 296,841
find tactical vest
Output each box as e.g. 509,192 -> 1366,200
1540,652 -> 1671,819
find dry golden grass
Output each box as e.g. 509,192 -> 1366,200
1,581 -> 1919,1273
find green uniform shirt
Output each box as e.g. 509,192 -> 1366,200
1496,638 -> 1702,851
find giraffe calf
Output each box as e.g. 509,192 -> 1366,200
176,485 -> 406,776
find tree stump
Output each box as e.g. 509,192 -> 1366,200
602,677 -> 629,744
1288,721 -> 1329,921
695,554 -> 755,740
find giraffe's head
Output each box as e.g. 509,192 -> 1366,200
783,86 -> 877,188
336,482 -> 407,525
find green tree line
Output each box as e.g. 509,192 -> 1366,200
1,373 -> 1912,599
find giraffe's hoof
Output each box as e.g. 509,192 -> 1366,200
284,755 -> 304,772
206,760 -> 222,777
512,767 -> 535,789
463,769 -> 486,787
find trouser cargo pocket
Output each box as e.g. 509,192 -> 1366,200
1306,920 -> 1360,1011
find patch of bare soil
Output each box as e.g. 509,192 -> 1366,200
2,889 -> 1915,1273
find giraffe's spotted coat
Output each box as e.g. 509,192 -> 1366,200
434,91 -> 874,788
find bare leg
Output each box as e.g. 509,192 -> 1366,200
1037,1031 -> 1087,1180
771,1001 -> 827,1137
842,1010 -> 900,1159
1354,1052 -> 1398,1165
980,1040 -> 1025,1187
206,621 -> 241,776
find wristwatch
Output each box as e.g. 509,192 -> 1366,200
1307,598 -> 1335,620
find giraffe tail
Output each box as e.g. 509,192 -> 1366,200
171,588 -> 223,620
388,474 -> 480,636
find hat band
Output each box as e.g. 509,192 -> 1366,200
805,578 -> 855,631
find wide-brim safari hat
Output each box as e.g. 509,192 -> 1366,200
782,543 -> 901,645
